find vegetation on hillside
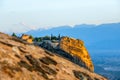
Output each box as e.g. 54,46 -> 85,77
11,33 -> 61,42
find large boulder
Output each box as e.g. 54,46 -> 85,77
60,37 -> 94,72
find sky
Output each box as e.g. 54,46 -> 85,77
0,0 -> 120,33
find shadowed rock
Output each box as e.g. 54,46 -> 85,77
44,50 -> 54,56
24,55 -> 57,79
0,41 -> 14,47
18,60 -> 33,71
40,56 -> 57,65
25,55 -> 39,65
18,46 -> 29,53
73,70 -> 92,80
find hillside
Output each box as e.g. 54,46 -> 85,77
0,32 -> 107,80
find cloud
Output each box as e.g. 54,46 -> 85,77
20,22 -> 38,30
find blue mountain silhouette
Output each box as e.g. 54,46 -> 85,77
26,23 -> 120,51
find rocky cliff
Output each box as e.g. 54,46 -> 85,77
0,32 -> 107,80
60,37 -> 94,72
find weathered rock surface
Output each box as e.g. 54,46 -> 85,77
60,37 -> 94,71
0,32 -> 107,80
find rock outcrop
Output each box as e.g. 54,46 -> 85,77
0,32 -> 107,80
21,34 -> 33,43
60,37 -> 94,72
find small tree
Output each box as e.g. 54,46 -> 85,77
51,34 -> 53,40
51,36 -> 58,40
29,35 -> 34,40
34,37 -> 42,42
43,36 -> 51,40
58,34 -> 61,40
12,33 -> 17,37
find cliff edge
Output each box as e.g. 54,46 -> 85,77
60,37 -> 94,72
0,32 -> 107,80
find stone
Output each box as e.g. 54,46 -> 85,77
60,37 -> 94,71
73,70 -> 92,80
40,56 -> 57,65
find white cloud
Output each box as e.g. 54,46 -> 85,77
20,22 -> 38,30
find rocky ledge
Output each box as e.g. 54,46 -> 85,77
0,32 -> 107,80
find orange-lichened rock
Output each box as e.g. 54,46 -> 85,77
26,37 -> 33,43
60,37 -> 94,72
21,34 -> 30,40
21,34 -> 33,43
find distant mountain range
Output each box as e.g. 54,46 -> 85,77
26,23 -> 120,51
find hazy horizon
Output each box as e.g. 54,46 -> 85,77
0,0 -> 120,33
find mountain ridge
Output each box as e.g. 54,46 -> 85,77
26,23 -> 120,51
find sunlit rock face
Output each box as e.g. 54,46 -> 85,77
60,37 -> 94,72
21,34 -> 33,43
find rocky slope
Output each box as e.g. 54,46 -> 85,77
0,32 -> 107,80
